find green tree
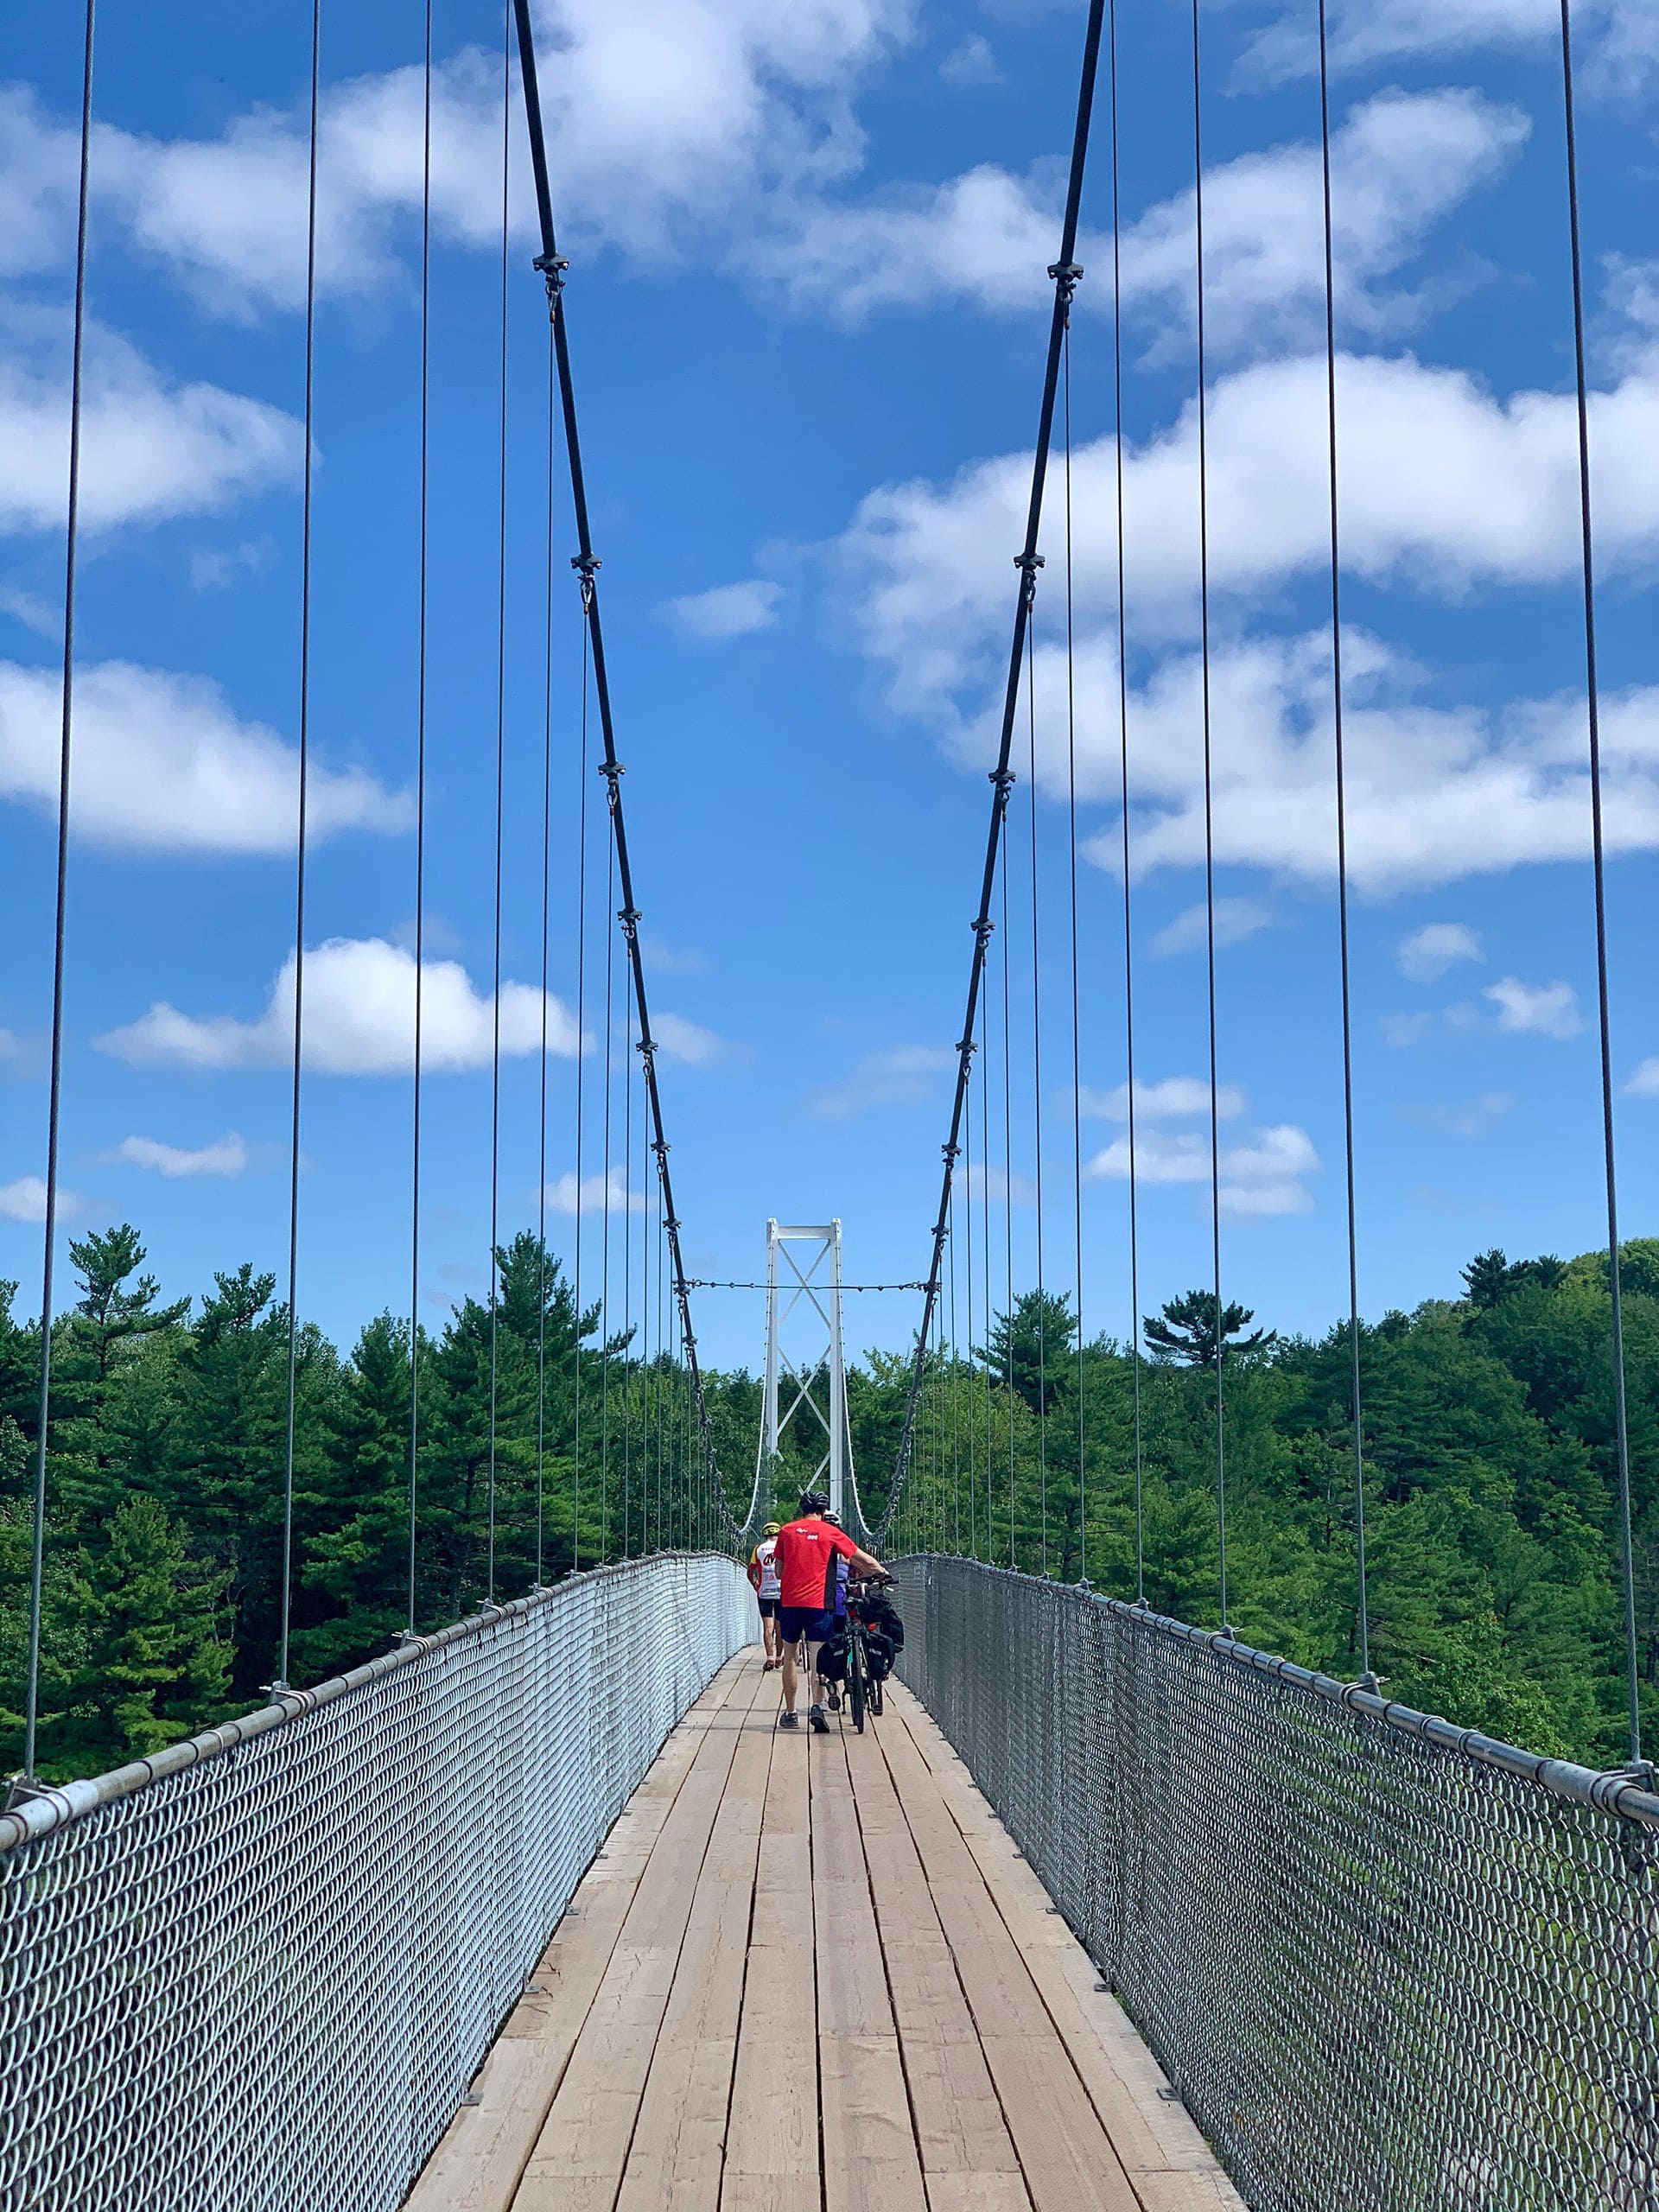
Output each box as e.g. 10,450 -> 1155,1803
1143,1289 -> 1276,1368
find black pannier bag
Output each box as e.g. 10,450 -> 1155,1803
863,1628 -> 896,1681
815,1628 -> 851,1685
863,1595 -> 905,1653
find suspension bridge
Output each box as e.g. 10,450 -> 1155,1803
3,0 -> 1656,2208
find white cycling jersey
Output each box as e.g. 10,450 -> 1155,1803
753,1535 -> 781,1600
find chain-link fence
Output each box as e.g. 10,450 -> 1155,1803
0,1553 -> 753,2212
892,1554 -> 1659,2212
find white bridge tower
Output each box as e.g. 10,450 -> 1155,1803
759,1219 -> 855,1522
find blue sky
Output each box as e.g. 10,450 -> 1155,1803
1,0 -> 1656,1376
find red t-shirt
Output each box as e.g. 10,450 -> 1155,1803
773,1517 -> 859,1611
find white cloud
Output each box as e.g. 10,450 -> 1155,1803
188,537 -> 276,593
1078,1075 -> 1248,1122
809,1043 -> 953,1121
1406,1090 -> 1515,1135
105,1133 -> 249,1179
0,313 -> 302,536
664,580 -> 783,640
546,1165 -> 645,1215
1625,1058 -> 1659,1099
1382,1012 -> 1433,1048
1484,977 -> 1583,1039
1398,921 -> 1483,981
1152,899 -> 1274,957
0,660 -> 409,855
1086,1118 -> 1319,1217
845,347 -> 1659,729
939,35 -> 1001,87
770,91 -> 1522,340
96,937 -> 581,1076
1116,91 -> 1527,353
0,1173 -> 79,1224
953,1157 -> 1035,1207
1240,0 -> 1649,88
0,2 -> 913,315
652,1011 -> 733,1065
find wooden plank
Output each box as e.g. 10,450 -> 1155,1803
840,1722 -> 1026,2204
978,2038 -> 1142,2212
820,2034 -> 928,2212
404,1655 -> 753,2212
514,1658 -> 763,2211
721,1708 -> 819,2210
887,1691 -> 1244,2201
613,1666 -> 777,2212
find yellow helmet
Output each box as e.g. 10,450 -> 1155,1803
763,1521 -> 781,1535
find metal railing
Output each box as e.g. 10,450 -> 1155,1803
892,1554 -> 1659,2212
1,1553 -> 753,2212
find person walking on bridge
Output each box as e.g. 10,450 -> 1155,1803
747,1521 -> 784,1670
773,1491 -> 885,1733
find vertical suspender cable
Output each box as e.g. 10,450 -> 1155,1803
600,839 -> 614,1558
964,1056 -> 977,1558
1190,0 -> 1229,1633
1027,601 -> 1049,1577
277,0 -> 321,1691
981,976 -> 992,1560
20,0 -> 95,1785
880,0 -> 1106,1549
572,607 -> 590,1569
486,10 -> 510,1608
407,0 -> 432,1638
1109,0 -> 1145,1607
1316,0 -> 1370,1680
950,1179 -> 961,1549
1559,0 -> 1642,1768
1064,321 -> 1086,1588
622,977 -> 633,1554
536,321 -> 556,1591
1002,836 -> 1015,1566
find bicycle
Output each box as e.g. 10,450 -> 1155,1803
842,1575 -> 891,1733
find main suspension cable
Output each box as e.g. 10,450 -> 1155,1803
880,0 -> 1107,1550
1559,0 -> 1642,1770
277,0 -> 321,1690
20,0 -> 96,1786
1316,0 -> 1370,1681
512,0 -> 736,1545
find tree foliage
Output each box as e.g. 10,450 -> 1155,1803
2,1221 -> 1653,1781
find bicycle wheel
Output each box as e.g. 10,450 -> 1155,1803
849,1631 -> 867,1733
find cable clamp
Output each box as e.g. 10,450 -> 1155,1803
571,550 -> 601,608
1047,260 -> 1084,321
535,249 -> 569,302
598,760 -> 625,783
988,766 -> 1017,793
651,1138 -> 669,1157
942,1142 -> 961,1163
618,906 -> 640,941
1014,550 -> 1045,610
956,1037 -> 978,1057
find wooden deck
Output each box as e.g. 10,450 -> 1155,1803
405,1649 -> 1243,2212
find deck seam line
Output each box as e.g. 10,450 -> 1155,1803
890,1693 -> 1167,2212
714,1663 -> 780,2205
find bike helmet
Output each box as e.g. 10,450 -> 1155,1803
798,1489 -> 831,1516
763,1521 -> 781,1535
822,1509 -> 842,1527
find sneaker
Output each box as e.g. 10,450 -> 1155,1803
778,1710 -> 799,1730
809,1705 -> 830,1734
826,1686 -> 842,1712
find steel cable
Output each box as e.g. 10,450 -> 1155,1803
1189,0 -> 1230,1631
277,0 -> 322,1689
572,607 -> 590,1569
406,0 -> 433,1638
20,0 -> 96,1785
880,0 -> 1107,1549
536,321 -> 556,1590
1027,591 -> 1048,1577
1064,321 -> 1085,1589
486,9 -> 510,1608
1108,0 -> 1144,1607
1558,0 -> 1643,1768
1315,0 -> 1370,1681
600,835 -> 614,1560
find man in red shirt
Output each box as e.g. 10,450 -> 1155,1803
772,1490 -> 887,1733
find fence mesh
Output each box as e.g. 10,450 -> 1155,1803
0,1553 -> 752,2212
892,1554 -> 1659,2212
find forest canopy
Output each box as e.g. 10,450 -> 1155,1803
2,1225 -> 1652,1781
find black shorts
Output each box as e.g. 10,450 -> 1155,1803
778,1605 -> 834,1648
757,1597 -> 780,1620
